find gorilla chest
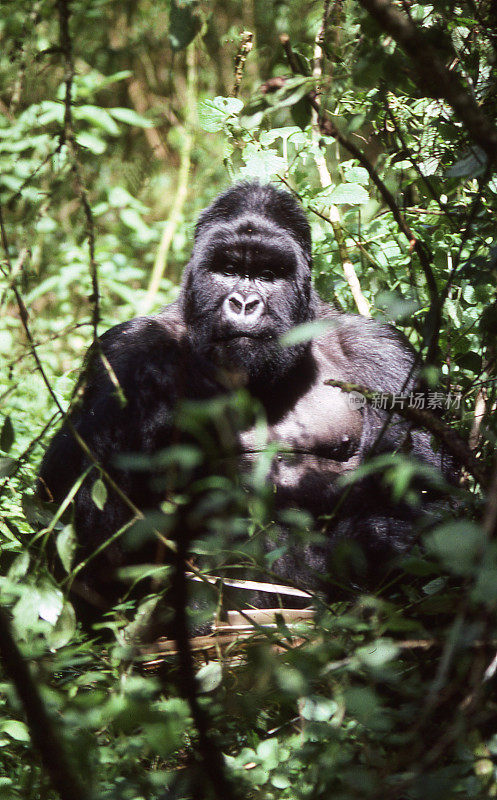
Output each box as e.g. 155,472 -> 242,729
239,364 -> 363,499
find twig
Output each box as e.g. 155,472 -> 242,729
325,206 -> 372,316
383,94 -> 458,227
312,0 -> 332,96
0,203 -> 152,539
426,166 -> 492,363
0,322 -> 90,377
233,30 -> 253,97
0,606 -> 88,800
0,412 -> 59,499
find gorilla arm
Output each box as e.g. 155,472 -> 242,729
38,312 -> 186,598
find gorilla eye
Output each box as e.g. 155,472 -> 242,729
217,264 -> 235,276
260,269 -> 276,281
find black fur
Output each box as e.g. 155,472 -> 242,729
39,182 -> 451,612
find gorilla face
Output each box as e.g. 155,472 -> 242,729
180,183 -> 315,387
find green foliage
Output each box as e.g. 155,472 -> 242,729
0,0 -> 496,798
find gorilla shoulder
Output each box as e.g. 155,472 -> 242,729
313,299 -> 416,396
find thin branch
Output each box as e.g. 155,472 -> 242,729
0,203 -> 153,540
312,0 -> 332,95
285,23 -> 371,317
0,322 -> 90,378
426,166 -> 492,362
326,206 -> 372,316
233,30 -> 253,97
0,412 -> 59,500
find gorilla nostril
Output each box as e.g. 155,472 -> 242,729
228,295 -> 244,314
245,298 -> 261,315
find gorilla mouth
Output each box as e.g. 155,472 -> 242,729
214,331 -> 274,342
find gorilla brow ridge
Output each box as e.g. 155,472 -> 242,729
196,220 -> 301,276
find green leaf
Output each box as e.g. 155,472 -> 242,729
238,146 -> 286,182
419,156 -> 440,176
1,416 -> 14,452
425,521 -> 486,575
36,100 -> 64,125
260,126 -> 304,145
13,589 -> 41,637
0,456 -> 16,477
301,696 -> 338,721
1,720 -> 30,743
342,163 -> 370,185
91,478 -> 107,511
280,319 -> 336,347
356,638 -> 399,669
198,96 -> 243,132
196,662 -> 222,693
76,131 -> 107,154
256,737 -> 279,770
56,523 -> 77,573
7,551 -> 30,581
22,494 -> 54,528
272,774 -> 291,789
322,183 -> 370,205
169,0 -> 201,52
38,582 -> 64,625
73,105 -> 120,135
240,77 -> 314,129
109,107 -> 154,128
265,76 -> 314,112
46,602 -> 77,650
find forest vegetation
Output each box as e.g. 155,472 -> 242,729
0,1 -> 497,798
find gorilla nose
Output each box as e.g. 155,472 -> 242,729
224,291 -> 264,323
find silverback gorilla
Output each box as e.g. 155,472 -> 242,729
39,182 -> 449,615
